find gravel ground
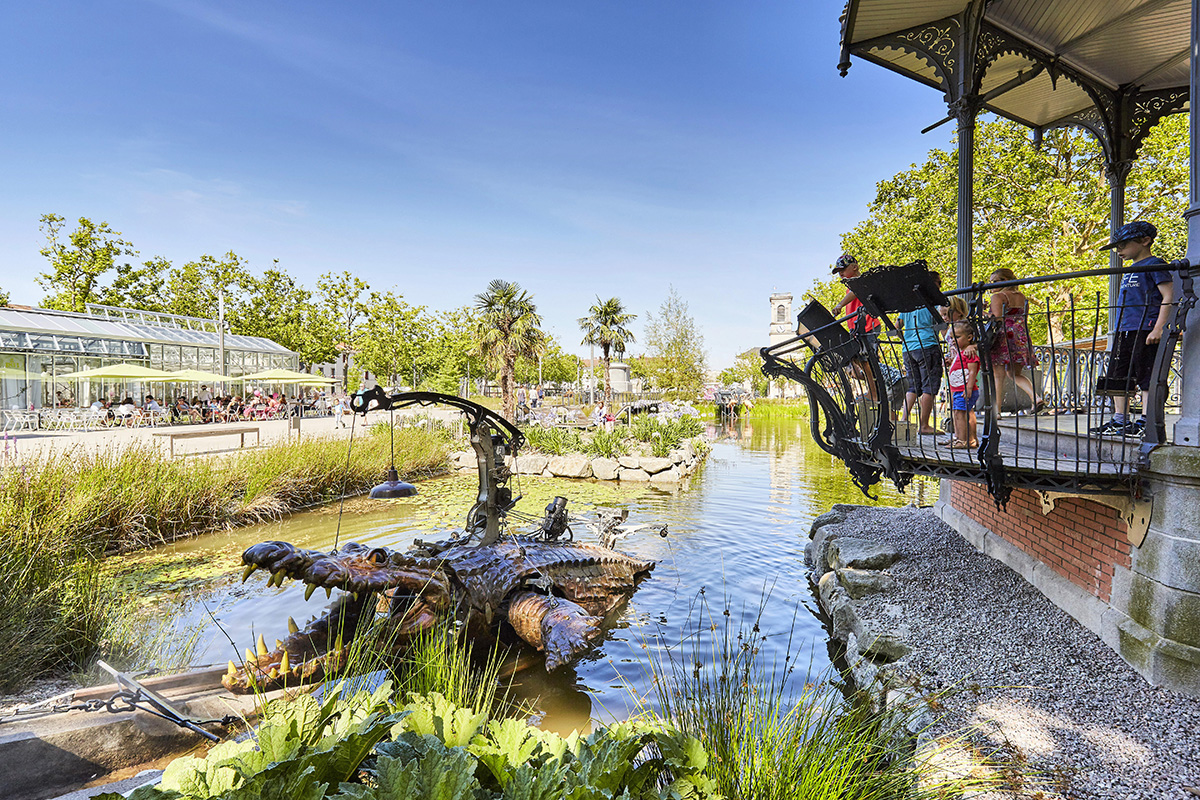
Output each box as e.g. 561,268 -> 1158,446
837,504 -> 1200,800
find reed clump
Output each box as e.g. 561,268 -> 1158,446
643,593 -> 997,799
0,425 -> 452,692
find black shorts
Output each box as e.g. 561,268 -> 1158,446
904,344 -> 943,395
1098,330 -> 1160,394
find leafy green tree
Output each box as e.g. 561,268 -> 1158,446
318,271 -> 370,390
37,214 -> 137,312
99,256 -> 169,311
0,286 -> 9,306
355,290 -> 428,387
422,307 -> 484,395
718,349 -> 769,396
164,252 -> 251,321
835,115 -> 1187,345
515,338 -> 581,386
239,263 -> 336,369
578,296 -> 637,405
472,279 -> 545,420
643,286 -> 706,398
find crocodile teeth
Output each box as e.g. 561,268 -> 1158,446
256,634 -> 269,658
304,583 -> 317,601
227,660 -> 237,675
325,586 -> 332,599
245,648 -> 256,664
288,616 -> 299,634
280,650 -> 290,673
271,570 -> 286,588
275,639 -> 283,650
242,564 -> 257,583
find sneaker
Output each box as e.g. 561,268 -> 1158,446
1090,419 -> 1127,436
1123,419 -> 1146,438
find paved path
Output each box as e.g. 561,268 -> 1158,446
1,408 -> 461,462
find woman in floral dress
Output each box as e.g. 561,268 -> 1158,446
987,268 -> 1043,418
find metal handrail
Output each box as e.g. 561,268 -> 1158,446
761,259 -> 1194,507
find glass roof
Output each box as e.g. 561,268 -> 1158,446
0,306 -> 295,355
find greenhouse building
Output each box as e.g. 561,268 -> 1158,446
0,303 -> 298,410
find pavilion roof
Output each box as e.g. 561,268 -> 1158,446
839,0 -> 1189,138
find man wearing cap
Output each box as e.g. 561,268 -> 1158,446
1090,220 -> 1175,437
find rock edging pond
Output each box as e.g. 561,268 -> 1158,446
806,504 -> 930,736
449,436 -> 707,483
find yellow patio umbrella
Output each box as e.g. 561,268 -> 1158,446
239,368 -> 337,384
164,369 -> 229,383
0,366 -> 30,380
59,363 -> 176,380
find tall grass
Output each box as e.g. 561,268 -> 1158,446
0,425 -> 452,692
643,593 -> 992,799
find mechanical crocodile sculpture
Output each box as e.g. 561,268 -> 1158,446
224,390 -> 659,693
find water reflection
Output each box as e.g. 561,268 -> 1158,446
148,416 -> 925,732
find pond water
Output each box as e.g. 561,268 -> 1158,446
139,416 -> 931,734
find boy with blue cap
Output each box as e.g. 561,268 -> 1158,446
1090,221 -> 1175,437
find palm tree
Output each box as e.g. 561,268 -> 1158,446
578,297 -> 637,406
473,279 -> 545,420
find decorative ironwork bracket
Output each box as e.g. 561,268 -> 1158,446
1035,490 -> 1152,548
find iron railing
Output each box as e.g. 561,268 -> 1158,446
761,259 -> 1195,507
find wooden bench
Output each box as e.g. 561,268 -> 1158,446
153,425 -> 261,457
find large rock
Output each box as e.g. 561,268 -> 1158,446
619,467 -> 651,482
591,457 -> 620,481
548,454 -> 592,479
836,568 -> 897,599
810,507 -> 848,537
649,466 -> 681,483
806,522 -> 844,570
827,537 -> 901,571
639,456 -> 674,475
858,630 -> 911,663
451,450 -> 475,469
618,455 -> 640,470
817,571 -> 862,643
516,454 -> 549,475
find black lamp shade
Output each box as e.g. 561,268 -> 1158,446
370,466 -> 418,499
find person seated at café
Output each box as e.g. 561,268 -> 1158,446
115,397 -> 137,425
169,396 -> 192,423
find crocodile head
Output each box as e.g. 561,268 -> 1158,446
222,540 -> 453,693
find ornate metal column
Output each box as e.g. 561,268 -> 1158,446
953,96 -> 980,290
1174,0 -> 1200,445
1106,160 -> 1134,331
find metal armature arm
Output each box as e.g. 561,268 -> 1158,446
351,389 -> 525,545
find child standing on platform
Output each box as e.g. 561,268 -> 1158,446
946,320 -> 980,449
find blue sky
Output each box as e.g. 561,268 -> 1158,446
2,1 -> 951,368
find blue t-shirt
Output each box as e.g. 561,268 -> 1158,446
1116,256 -> 1172,331
897,307 -> 941,352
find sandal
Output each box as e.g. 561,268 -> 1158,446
948,439 -> 973,449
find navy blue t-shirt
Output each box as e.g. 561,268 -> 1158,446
1116,256 -> 1172,331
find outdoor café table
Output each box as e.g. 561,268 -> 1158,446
152,424 -> 261,457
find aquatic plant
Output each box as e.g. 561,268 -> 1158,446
0,426 -> 451,691
641,592 -> 996,800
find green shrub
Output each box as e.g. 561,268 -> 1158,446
101,686 -> 716,800
582,428 -> 627,459
522,426 -> 583,456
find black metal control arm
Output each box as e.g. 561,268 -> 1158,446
350,389 -> 525,545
